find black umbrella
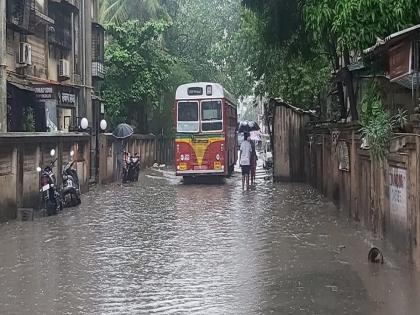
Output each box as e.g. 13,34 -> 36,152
248,121 -> 260,131
113,123 -> 134,139
238,121 -> 251,133
238,120 -> 260,133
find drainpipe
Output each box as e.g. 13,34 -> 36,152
0,0 -> 7,132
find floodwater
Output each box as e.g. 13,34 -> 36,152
0,166 -> 420,314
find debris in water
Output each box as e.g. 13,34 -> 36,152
368,247 -> 384,264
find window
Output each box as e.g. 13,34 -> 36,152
177,101 -> 199,132
201,100 -> 223,131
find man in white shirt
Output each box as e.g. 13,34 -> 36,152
240,132 -> 252,190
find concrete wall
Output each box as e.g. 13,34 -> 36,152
304,122 -> 420,268
0,132 -> 165,222
98,134 -> 157,185
0,133 -> 90,222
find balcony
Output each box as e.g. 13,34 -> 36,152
92,62 -> 105,79
6,0 -> 31,34
49,0 -> 79,12
48,27 -> 72,50
47,3 -> 72,50
30,0 -> 54,25
92,22 -> 105,80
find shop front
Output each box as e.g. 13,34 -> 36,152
7,81 -> 46,132
34,84 -> 78,132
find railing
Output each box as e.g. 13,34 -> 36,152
92,62 -> 105,79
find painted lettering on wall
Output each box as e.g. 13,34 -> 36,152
389,167 -> 407,226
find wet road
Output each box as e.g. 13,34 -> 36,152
1,167 -> 420,314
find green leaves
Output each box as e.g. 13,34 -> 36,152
104,20 -> 174,131
305,0 -> 420,53
359,82 -> 407,160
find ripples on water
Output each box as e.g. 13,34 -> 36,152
0,169 -> 419,314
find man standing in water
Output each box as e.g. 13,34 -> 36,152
240,132 -> 252,190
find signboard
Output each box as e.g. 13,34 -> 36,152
34,86 -> 54,100
337,141 -> 350,171
389,167 -> 407,226
389,41 -> 412,80
187,87 -> 203,96
58,92 -> 76,105
331,130 -> 340,145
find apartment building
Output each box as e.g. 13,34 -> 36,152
3,0 -> 104,132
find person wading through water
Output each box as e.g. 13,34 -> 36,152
240,132 -> 252,190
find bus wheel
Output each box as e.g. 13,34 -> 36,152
183,176 -> 193,184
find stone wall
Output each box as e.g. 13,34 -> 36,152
0,133 -> 90,221
305,122 -> 420,268
98,134 -> 157,185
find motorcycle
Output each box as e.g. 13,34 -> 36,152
123,153 -> 140,182
61,150 -> 81,207
37,149 -> 63,216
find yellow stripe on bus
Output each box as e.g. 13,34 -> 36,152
176,137 -> 224,166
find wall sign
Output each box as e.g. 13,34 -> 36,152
331,130 -> 341,145
337,140 -> 350,171
35,87 -> 54,100
389,167 -> 407,226
59,92 -> 75,105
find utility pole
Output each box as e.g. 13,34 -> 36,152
0,0 -> 7,132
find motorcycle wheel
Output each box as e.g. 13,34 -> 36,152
46,200 -> 57,216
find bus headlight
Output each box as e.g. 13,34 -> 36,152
216,154 -> 220,161
180,154 -> 185,161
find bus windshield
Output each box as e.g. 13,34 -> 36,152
201,100 -> 222,131
178,101 -> 199,132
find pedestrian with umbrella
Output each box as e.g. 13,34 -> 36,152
240,131 -> 252,190
112,123 -> 134,182
239,121 -> 260,186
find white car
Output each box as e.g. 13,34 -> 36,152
262,140 -> 273,169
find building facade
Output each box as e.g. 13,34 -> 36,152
3,0 -> 104,133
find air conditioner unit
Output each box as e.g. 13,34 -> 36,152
18,42 -> 32,66
59,59 -> 70,78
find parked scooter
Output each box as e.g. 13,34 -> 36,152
123,152 -> 140,182
37,149 -> 63,216
61,150 -> 81,207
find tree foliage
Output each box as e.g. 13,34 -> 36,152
103,20 -> 174,132
242,0 -> 420,119
99,0 -> 169,24
168,0 -> 253,97
101,0 -> 254,133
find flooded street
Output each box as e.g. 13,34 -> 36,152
1,168 -> 420,315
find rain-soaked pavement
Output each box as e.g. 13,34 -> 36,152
1,165 -> 420,314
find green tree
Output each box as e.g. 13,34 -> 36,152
99,0 -> 168,24
238,6 -> 330,110
167,0 -> 253,97
103,20 -> 174,132
304,0 -> 420,119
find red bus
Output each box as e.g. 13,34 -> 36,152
174,82 -> 238,177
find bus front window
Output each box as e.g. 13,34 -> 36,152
201,100 -> 223,131
178,101 -> 199,132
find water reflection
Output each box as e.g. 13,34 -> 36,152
0,170 -> 419,314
